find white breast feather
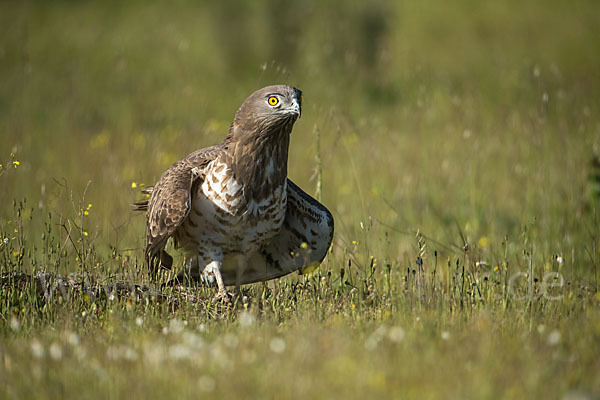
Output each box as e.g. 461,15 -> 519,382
201,160 -> 243,212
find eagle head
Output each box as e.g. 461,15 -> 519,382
233,85 -> 303,132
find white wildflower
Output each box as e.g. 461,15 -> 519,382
67,332 -> 80,346
537,324 -> 546,335
365,325 -> 387,350
10,317 -> 20,332
547,330 -> 561,346
169,318 -> 184,334
441,331 -> 450,340
542,92 -> 549,103
169,344 -> 191,361
269,337 -> 286,354
49,342 -> 63,360
30,339 -> 44,359
182,331 -> 204,350
238,311 -> 255,328
123,346 -> 138,361
388,326 -> 406,343
107,345 -> 137,361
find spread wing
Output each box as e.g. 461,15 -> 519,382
144,146 -> 221,269
220,179 -> 334,285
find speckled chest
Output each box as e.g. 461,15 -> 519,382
177,159 -> 287,256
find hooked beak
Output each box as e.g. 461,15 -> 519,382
288,98 -> 301,118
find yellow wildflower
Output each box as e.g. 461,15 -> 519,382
131,182 -> 138,189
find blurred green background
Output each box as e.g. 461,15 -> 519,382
1,0 -> 599,275
2,2 -> 600,399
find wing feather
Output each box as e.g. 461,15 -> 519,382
145,146 -> 221,268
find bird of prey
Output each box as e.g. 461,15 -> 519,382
135,85 -> 334,301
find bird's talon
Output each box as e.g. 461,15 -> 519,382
213,290 -> 234,304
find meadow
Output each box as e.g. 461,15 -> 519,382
1,1 -> 599,398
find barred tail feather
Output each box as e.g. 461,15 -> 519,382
132,188 -> 154,211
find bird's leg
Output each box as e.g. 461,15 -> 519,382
234,255 -> 247,296
206,260 -> 231,303
159,250 -> 173,270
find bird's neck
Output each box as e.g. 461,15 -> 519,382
223,121 -> 292,202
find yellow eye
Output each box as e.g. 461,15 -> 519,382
268,96 -> 279,106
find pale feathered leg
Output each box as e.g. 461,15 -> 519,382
206,260 -> 232,303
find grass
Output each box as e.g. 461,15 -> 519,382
1,1 -> 600,398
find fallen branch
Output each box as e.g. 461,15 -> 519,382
0,271 -> 207,307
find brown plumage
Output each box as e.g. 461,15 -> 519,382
135,85 -> 334,300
